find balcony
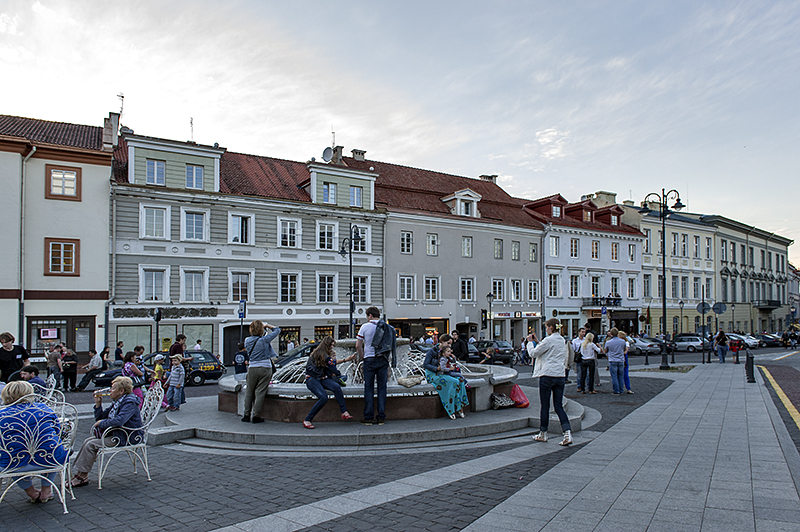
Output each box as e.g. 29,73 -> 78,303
753,300 -> 781,310
582,297 -> 622,308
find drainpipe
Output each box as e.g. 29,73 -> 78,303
105,184 -> 118,347
19,146 -> 36,343
541,223 -> 551,336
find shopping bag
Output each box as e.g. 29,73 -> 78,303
510,384 -> 529,408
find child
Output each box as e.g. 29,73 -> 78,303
151,354 -> 169,408
439,346 -> 466,385
233,343 -> 249,382
165,355 -> 185,411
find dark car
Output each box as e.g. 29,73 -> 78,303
647,337 -> 677,354
472,340 -> 515,364
754,333 -> 782,348
91,350 -> 224,388
273,342 -> 318,368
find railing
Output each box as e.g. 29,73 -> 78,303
753,300 -> 781,310
582,297 -> 623,307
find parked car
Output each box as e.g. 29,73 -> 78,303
727,333 -> 758,349
91,350 -> 224,388
273,341 -> 318,368
629,337 -> 661,355
646,337 -> 677,353
673,336 -> 709,352
472,340 -> 515,364
754,333 -> 782,347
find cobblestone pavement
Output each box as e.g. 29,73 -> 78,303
0,376 -> 670,532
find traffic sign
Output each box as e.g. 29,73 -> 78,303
238,300 -> 246,319
696,302 -> 711,314
601,306 -> 607,315
711,302 -> 727,314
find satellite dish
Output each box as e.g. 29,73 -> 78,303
322,147 -> 333,162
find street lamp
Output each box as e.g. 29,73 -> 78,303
731,303 -> 736,333
339,224 -> 362,339
486,292 -> 495,339
640,188 -> 685,370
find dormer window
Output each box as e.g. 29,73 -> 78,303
323,182 -> 337,204
460,201 -> 472,216
442,189 -> 482,218
611,215 -> 618,226
552,205 -> 561,217
583,210 -> 592,222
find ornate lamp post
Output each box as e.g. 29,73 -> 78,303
339,224 -> 362,338
639,189 -> 685,370
486,292 -> 495,339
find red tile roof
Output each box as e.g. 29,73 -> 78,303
522,202 -> 643,236
0,115 -> 103,151
220,151 -> 311,202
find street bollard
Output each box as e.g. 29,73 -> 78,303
745,348 -> 756,383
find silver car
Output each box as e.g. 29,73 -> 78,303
630,337 -> 661,355
728,333 -> 759,349
674,336 -> 709,352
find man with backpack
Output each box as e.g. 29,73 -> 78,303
356,306 -> 396,425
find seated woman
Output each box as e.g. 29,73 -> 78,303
0,381 -> 68,503
302,336 -> 355,429
70,376 -> 143,487
423,334 -> 469,420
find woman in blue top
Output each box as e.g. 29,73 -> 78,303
0,381 -> 67,503
423,334 -> 469,420
241,320 -> 280,424
302,336 -> 356,429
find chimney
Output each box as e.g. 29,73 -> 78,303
332,145 -> 344,165
592,190 -> 617,207
479,174 -> 497,184
103,112 -> 120,150
351,149 -> 366,161
623,199 -> 634,206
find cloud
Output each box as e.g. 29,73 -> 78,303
0,13 -> 19,35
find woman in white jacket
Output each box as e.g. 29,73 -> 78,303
527,318 -> 572,446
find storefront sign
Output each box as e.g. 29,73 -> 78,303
494,312 -> 512,318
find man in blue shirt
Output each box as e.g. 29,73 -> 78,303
603,328 -> 627,395
20,365 -> 47,390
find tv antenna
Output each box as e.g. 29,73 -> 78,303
190,117 -> 194,142
117,93 -> 124,116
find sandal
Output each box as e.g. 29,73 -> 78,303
71,477 -> 89,488
38,493 -> 54,504
302,420 -> 315,429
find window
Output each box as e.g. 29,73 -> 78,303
229,213 -> 253,244
741,244 -> 746,264
349,186 -> 363,207
139,265 -> 169,302
44,238 -> 79,276
705,278 -> 712,299
548,274 -> 560,297
399,275 -> 415,300
529,243 -> 538,262
760,249 -> 765,268
768,252 -> 772,270
672,233 -> 678,255
460,201 -> 472,216
229,270 -> 253,302
552,205 -> 561,217
427,234 -> 439,256
741,280 -> 747,303
658,275 -> 664,299
681,276 -> 688,299
706,238 -> 712,260
611,277 -> 620,297
570,238 -> 579,259
658,230 -> 663,255
400,231 -> 413,254
460,277 -> 474,301
611,242 -> 619,261
643,274 -> 651,298
681,234 -> 688,257
318,273 -> 336,303
591,276 -> 601,297
721,239 -> 728,261
280,218 -> 300,248
492,278 -> 505,301
569,275 -> 579,297
671,276 -> 678,298
280,272 -> 299,303
591,240 -> 599,260
693,236 -> 700,258
180,267 -> 208,303
494,239 -> 503,259
549,236 -> 559,257
693,277 -> 700,299
749,246 -> 754,266
528,280 -> 539,301
583,210 -> 592,222
424,277 -> 440,301
628,278 -> 636,299
146,160 -> 165,186
322,182 -> 336,204
180,207 -> 209,241
611,214 -> 618,226
721,278 -> 728,301
317,222 -> 337,250
352,226 -> 369,253
644,229 -> 651,254
462,236 -> 473,258
353,276 -> 369,304
511,241 -> 520,261
511,279 -> 522,301
45,164 -> 81,201
730,243 -> 736,264
628,244 -> 636,263
673,316 -> 679,334
186,165 -> 203,189
731,280 -> 737,302
140,205 -> 170,239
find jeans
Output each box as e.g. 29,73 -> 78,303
305,377 -> 347,421
48,366 -> 62,388
538,375 -> 570,433
716,346 -> 727,364
608,361 -> 624,394
77,368 -> 102,390
13,466 -> 58,490
363,356 -> 389,420
166,386 -> 181,409
623,353 -> 631,391
579,360 -> 595,392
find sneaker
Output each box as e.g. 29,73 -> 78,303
361,418 -> 374,425
377,418 -> 385,425
559,430 -> 573,446
532,431 -> 548,442
251,416 -> 264,423
626,390 -> 634,394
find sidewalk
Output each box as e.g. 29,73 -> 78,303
462,362 -> 800,532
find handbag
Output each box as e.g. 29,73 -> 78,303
490,392 -> 516,410
509,384 -> 529,408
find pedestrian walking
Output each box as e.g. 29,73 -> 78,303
713,330 -> 728,364
527,318 -> 572,446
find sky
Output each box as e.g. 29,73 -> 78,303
2,0 -> 799,262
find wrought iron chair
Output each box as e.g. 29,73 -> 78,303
0,393 -> 79,514
96,381 -> 164,489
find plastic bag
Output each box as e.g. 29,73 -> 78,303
510,384 -> 529,408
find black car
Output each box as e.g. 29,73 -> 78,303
90,350 -> 224,388
472,340 -> 515,364
647,337 -> 677,354
754,333 -> 782,348
273,342 -> 318,368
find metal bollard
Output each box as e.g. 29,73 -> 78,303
745,348 -> 756,383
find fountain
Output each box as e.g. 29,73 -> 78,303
218,338 -> 518,422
